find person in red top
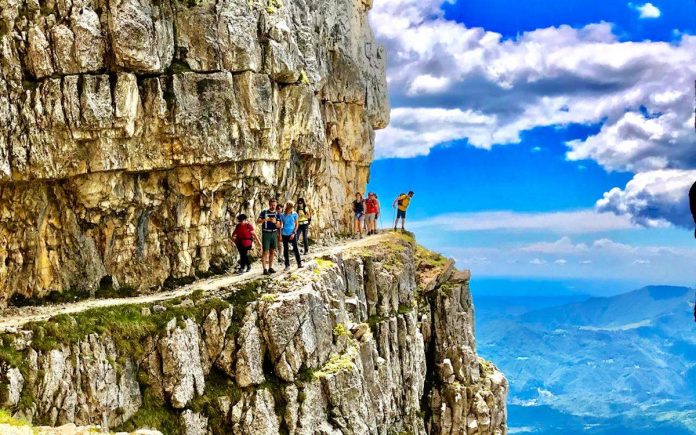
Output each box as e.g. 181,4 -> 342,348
231,214 -> 261,274
364,192 -> 380,235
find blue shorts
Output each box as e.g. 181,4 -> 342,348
354,212 -> 365,221
397,209 -> 406,219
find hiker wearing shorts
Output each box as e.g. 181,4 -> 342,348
280,202 -> 303,271
257,198 -> 282,275
352,193 -> 365,237
231,214 -> 261,274
393,191 -> 414,231
296,198 -> 311,254
365,193 -> 380,235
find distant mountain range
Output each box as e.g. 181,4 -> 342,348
474,285 -> 696,435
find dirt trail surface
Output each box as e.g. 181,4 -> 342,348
0,234 -> 387,332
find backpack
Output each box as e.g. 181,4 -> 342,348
235,223 -> 254,248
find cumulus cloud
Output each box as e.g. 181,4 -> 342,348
369,0 -> 696,226
522,236 -> 589,254
409,209 -> 636,234
596,169 -> 696,227
633,2 -> 661,19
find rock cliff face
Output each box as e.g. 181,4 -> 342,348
0,0 -> 388,303
0,233 -> 507,434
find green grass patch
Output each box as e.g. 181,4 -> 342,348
188,368 -> 241,434
315,344 -> 358,377
260,293 -> 278,303
0,335 -> 23,367
20,296 -> 230,360
333,323 -> 349,338
0,409 -> 32,428
113,389 -> 179,435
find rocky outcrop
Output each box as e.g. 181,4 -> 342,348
0,0 -> 389,303
0,233 -> 507,434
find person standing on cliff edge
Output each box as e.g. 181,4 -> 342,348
393,191 -> 414,231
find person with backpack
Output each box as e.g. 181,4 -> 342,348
296,198 -> 312,254
352,192 -> 365,237
392,191 -> 414,231
364,192 -> 380,235
231,214 -> 261,274
280,202 -> 303,271
257,198 -> 282,275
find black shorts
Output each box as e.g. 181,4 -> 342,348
397,209 -> 406,219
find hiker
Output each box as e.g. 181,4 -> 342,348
231,214 -> 261,274
392,191 -> 414,231
257,198 -> 282,275
690,180 -> 696,239
280,202 -> 303,271
352,192 -> 365,237
365,192 -> 380,235
276,202 -> 285,264
296,197 -> 311,254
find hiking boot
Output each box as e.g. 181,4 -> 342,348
268,268 -> 277,274
246,265 -> 251,272
263,269 -> 269,275
284,266 -> 290,272
297,264 -> 303,269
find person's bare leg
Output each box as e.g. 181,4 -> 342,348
262,251 -> 268,271
269,249 -> 275,267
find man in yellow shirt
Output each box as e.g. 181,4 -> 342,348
392,191 -> 414,231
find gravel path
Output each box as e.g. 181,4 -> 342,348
0,233 -> 388,332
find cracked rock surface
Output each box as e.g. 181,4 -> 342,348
0,233 -> 507,434
0,0 -> 389,304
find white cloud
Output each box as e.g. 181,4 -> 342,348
531,146 -> 542,153
409,209 -> 636,234
434,237 -> 696,281
522,236 -> 589,254
371,2 -> 696,163
369,0 -> 696,226
596,169 -> 696,227
634,3 -> 661,19
376,107 -> 495,158
592,238 -> 636,252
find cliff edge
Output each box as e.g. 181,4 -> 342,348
0,233 -> 508,434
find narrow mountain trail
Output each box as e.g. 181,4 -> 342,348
0,233 -> 390,332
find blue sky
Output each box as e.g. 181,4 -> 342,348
367,0 -> 696,290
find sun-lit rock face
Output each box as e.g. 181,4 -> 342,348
0,0 -> 389,303
0,233 -> 507,434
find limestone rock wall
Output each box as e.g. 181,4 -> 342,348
0,0 -> 389,303
0,234 -> 507,434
